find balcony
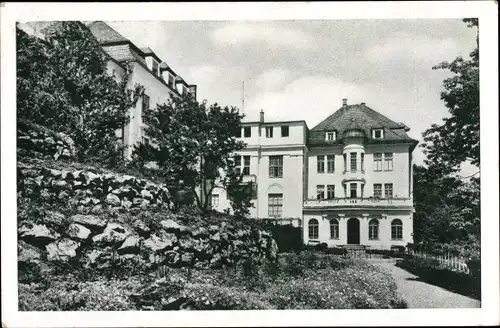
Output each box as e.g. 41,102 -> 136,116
304,197 -> 413,210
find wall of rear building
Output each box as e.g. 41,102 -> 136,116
210,147 -> 305,226
302,210 -> 413,249
123,61 -> 176,158
307,143 -> 412,199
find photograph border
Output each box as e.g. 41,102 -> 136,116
2,1 -> 499,327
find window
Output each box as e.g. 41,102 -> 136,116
330,219 -> 339,239
343,153 -> 347,172
281,126 -> 289,137
244,126 -> 251,138
369,219 -> 379,240
350,152 -> 357,172
268,193 -> 283,218
234,156 -> 242,175
373,184 -> 382,198
350,183 -> 357,198
243,156 -> 250,176
236,128 -> 242,138
234,155 -> 250,175
326,131 -> 336,141
265,126 -> 274,138
316,185 -> 325,200
308,219 -> 319,239
327,155 -> 335,173
168,74 -> 175,88
372,128 -> 384,139
384,153 -> 393,171
142,94 -> 150,114
141,136 -> 150,146
317,156 -> 325,173
269,155 -> 283,178
391,219 -> 403,240
374,153 -> 383,171
384,183 -> 393,199
152,60 -> 159,76
361,153 -> 365,171
211,194 -> 219,207
327,185 -> 335,199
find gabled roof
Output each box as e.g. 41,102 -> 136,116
308,103 -> 417,147
86,21 -> 129,44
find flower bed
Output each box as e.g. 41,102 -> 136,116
19,251 -> 407,310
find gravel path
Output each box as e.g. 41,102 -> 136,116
371,259 -> 481,308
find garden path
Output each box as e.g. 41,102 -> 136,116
370,259 -> 481,308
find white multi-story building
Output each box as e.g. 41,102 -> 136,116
19,21 -> 197,159
213,99 -> 418,250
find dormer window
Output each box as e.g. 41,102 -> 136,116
151,59 -> 159,77
325,131 -> 336,141
168,74 -> 175,88
372,129 -> 384,139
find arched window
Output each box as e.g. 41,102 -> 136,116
391,219 -> 403,240
308,219 -> 319,239
369,219 -> 379,240
329,218 -> 339,239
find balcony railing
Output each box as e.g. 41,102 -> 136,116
304,197 -> 412,208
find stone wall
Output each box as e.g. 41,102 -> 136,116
18,210 -> 278,277
18,161 -> 173,210
17,121 -> 76,160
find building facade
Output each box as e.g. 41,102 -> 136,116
212,99 -> 418,250
19,21 -> 197,159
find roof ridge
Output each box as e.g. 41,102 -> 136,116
360,105 -> 405,129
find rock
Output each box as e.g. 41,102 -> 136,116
80,197 -> 92,205
66,223 -> 91,241
73,180 -> 83,188
46,239 -> 80,261
72,214 -> 107,231
87,172 -> 101,183
121,200 -> 132,209
132,198 -> 143,206
141,189 -> 153,200
72,170 -> 83,180
58,190 -> 69,199
106,193 -> 121,206
143,233 -> 176,252
19,224 -> 59,246
52,179 -> 67,188
118,236 -> 141,254
45,211 -> 65,227
115,175 -> 135,184
18,240 -> 42,264
86,249 -> 102,264
50,169 -> 62,177
211,232 -> 221,241
140,199 -> 150,208
91,198 -> 101,205
132,220 -> 150,236
160,219 -> 186,232
61,170 -> 71,180
90,204 -> 103,214
92,223 -> 130,244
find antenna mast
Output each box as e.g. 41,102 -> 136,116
241,81 -> 245,115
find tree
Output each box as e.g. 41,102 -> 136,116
133,94 -> 248,213
223,161 -> 255,218
413,164 -> 480,247
421,18 -> 479,174
17,22 -> 143,167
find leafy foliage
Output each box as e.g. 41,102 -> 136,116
132,94 -> 248,212
413,165 -> 480,247
17,22 -> 143,167
422,18 -> 479,173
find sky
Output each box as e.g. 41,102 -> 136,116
107,19 -> 477,173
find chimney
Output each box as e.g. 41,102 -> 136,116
342,98 -> 348,107
260,110 -> 265,123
